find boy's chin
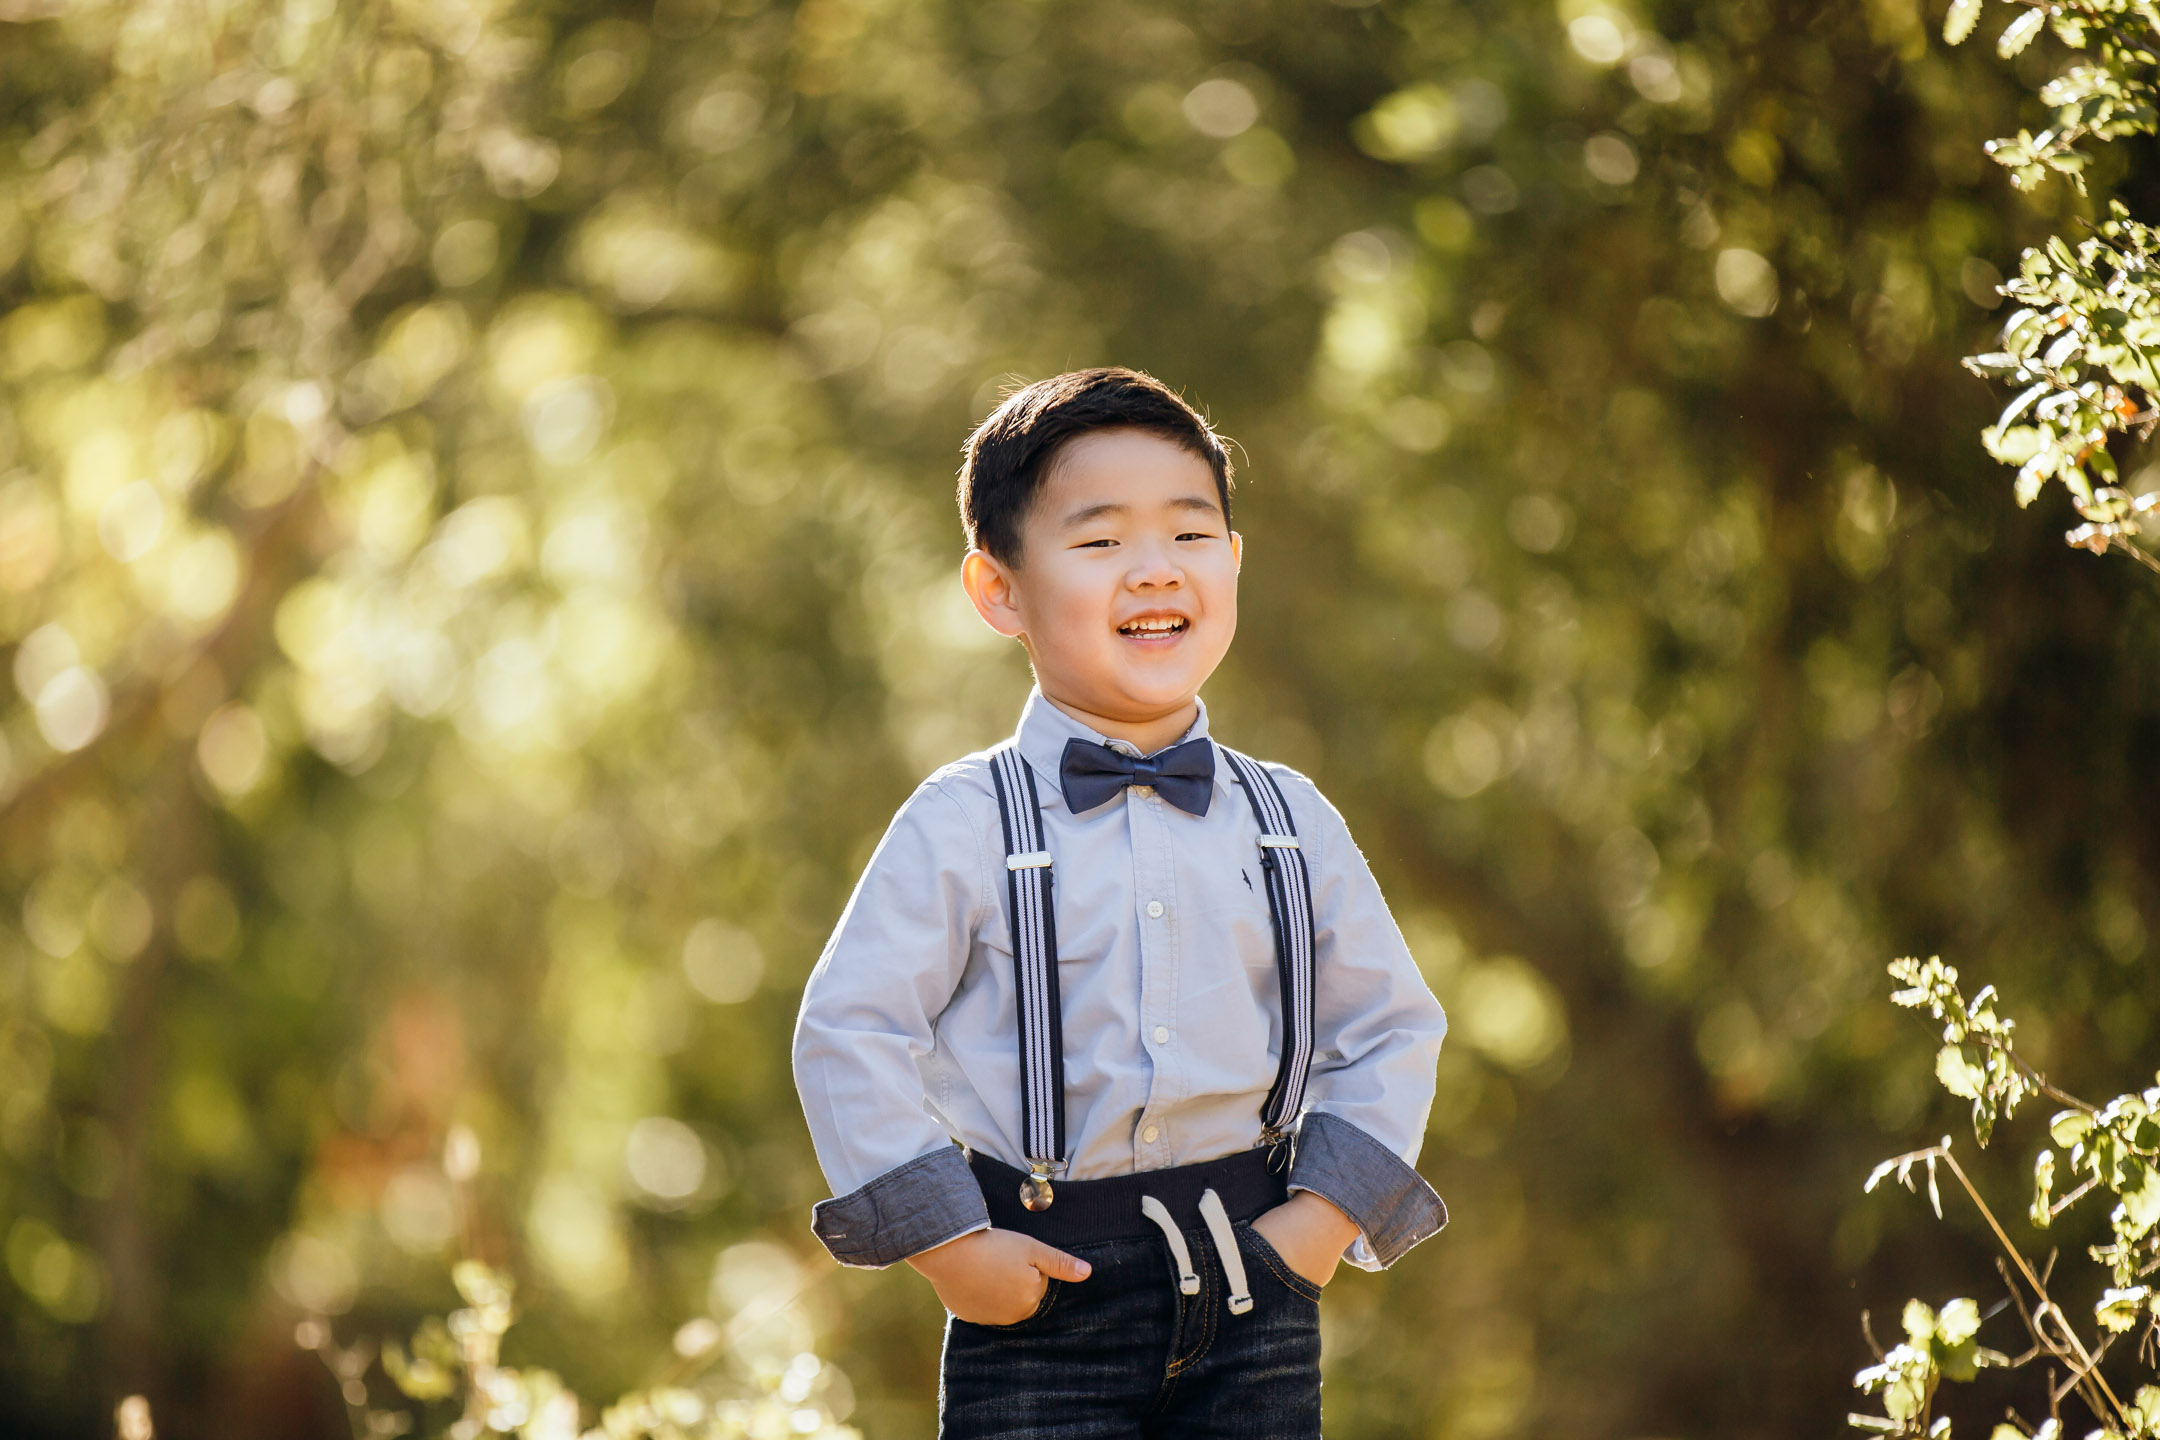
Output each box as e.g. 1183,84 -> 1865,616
1095,669 -> 1216,715
1038,650 -> 1224,720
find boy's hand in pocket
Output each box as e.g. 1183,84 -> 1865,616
1251,1191 -> 1359,1290
907,1228 -> 1091,1325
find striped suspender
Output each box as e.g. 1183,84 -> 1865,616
987,741 -> 1319,1211
989,745 -> 1065,1209
1218,748 -> 1318,1150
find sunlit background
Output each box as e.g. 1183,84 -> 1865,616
0,0 -> 2155,1436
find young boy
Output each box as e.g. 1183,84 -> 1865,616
792,369 -> 1447,1438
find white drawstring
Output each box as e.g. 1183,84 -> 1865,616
1139,1195 -> 1201,1295
1197,1189 -> 1252,1315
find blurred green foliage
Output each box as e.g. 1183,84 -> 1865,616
0,0 -> 2155,1437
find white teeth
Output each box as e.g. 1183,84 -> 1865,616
1121,618 -> 1186,634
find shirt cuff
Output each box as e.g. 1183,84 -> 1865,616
1285,1110 -> 1448,1270
809,1144 -> 991,1268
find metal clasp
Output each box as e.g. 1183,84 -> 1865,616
1019,1161 -> 1057,1211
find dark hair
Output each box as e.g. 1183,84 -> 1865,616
958,368 -> 1235,565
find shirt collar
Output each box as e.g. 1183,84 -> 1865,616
1013,686 -> 1216,808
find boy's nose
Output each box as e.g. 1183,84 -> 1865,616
1127,549 -> 1184,587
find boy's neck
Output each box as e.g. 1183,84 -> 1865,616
1040,689 -> 1199,756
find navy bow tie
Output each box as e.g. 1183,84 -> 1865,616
1059,736 -> 1215,817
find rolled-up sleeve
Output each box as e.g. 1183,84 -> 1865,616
793,779 -> 991,1267
1277,773 -> 1449,1270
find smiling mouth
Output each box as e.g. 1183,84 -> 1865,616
1118,616 -> 1189,639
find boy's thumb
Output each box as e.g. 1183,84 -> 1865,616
1028,1241 -> 1092,1282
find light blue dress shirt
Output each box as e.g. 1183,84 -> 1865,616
792,689 -> 1448,1270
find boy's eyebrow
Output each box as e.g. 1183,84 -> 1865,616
1059,495 -> 1224,527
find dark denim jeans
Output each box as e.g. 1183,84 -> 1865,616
939,1217 -> 1322,1439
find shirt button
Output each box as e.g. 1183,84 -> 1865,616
1152,1025 -> 1170,1045
1146,900 -> 1165,919
1141,1124 -> 1160,1143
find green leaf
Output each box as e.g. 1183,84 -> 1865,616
1936,1297 -> 1980,1346
1886,1371 -> 1929,1420
2097,1286 -> 2148,1331
1998,381 -> 2050,430
1983,424 -> 2045,467
2000,305 -> 2042,345
1937,1044 -> 1987,1099
1943,0 -> 1984,44
2030,1147 -> 2055,1227
2050,1109 -> 2093,1146
2092,1129 -> 2124,1185
2123,1159 -> 2160,1234
1903,1297 -> 1938,1343
2015,455 -> 2051,507
1998,6 -> 2046,55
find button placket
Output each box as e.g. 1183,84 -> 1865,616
1132,771 -> 1181,1164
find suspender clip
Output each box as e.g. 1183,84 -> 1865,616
1005,850 -> 1053,870
1019,1161 -> 1058,1212
1256,835 -> 1300,849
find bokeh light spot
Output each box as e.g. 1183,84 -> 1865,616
1454,956 -> 1569,1075
626,1116 -> 706,1203
198,702 -> 271,796
35,666 -> 109,753
1566,13 -> 1628,64
1715,247 -> 1780,317
683,918 -> 764,1003
1182,78 -> 1258,139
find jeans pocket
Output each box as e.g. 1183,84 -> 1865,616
969,1276 -> 1061,1330
1238,1225 -> 1323,1304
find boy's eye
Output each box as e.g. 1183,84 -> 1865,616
1076,538 -> 1118,548
1177,532 -> 1215,542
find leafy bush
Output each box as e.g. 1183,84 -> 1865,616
300,1255 -> 858,1440
1949,0 -> 2160,568
1850,958 -> 2160,1439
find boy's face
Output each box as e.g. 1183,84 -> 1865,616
963,427 -> 1240,730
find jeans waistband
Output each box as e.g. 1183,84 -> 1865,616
969,1147 -> 1287,1248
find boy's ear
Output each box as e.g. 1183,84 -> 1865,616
1230,530 -> 1242,572
960,549 -> 1026,639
